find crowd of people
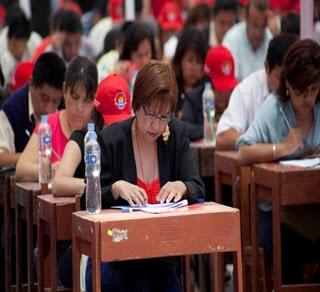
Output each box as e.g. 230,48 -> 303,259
1,0 -> 320,290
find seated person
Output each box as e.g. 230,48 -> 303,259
181,45 -> 237,141
15,56 -> 98,182
0,52 -> 65,168
237,39 -> 320,284
84,61 -> 205,291
53,73 -> 132,197
216,34 -> 297,150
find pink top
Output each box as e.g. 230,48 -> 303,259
34,111 -> 68,163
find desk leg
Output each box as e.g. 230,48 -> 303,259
49,205 -> 58,292
15,203 -> 22,291
272,185 -> 282,291
182,255 -> 191,292
251,181 -> 259,292
26,195 -> 34,292
213,253 -> 224,292
38,216 -> 45,291
72,235 -> 81,292
4,178 -> 11,292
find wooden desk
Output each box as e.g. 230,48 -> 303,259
251,163 -> 320,291
190,142 -> 215,177
72,202 -> 243,292
38,194 -> 80,292
15,182 -> 40,292
214,151 -> 251,291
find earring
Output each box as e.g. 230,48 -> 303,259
286,88 -> 289,97
162,125 -> 170,143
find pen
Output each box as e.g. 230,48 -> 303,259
52,148 -> 62,161
25,129 -> 31,137
279,107 -> 292,129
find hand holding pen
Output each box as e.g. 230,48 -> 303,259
279,107 -> 303,154
25,128 -> 61,161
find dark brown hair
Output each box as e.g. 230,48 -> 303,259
277,39 -> 320,101
132,61 -> 178,113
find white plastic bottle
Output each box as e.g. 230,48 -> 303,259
38,115 -> 52,194
202,82 -> 216,144
84,123 -> 95,177
85,131 -> 101,214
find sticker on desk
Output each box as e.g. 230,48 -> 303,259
107,228 -> 128,242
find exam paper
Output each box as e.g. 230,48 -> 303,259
279,157 -> 320,168
112,199 -> 189,213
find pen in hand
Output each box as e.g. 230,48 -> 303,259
25,129 -> 61,161
52,148 -> 61,161
279,107 -> 292,129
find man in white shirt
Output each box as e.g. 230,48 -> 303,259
222,0 -> 272,81
0,53 -> 66,168
209,0 -> 237,47
216,34 -> 297,150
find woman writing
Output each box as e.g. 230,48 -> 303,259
237,39 -> 320,284
84,61 -> 205,291
15,56 -> 98,182
53,73 -> 132,197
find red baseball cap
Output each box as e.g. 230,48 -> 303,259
205,45 -> 237,93
11,61 -> 34,92
94,73 -> 132,125
157,2 -> 183,31
108,0 -> 124,23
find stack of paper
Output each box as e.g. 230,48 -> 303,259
112,199 -> 188,214
279,157 -> 320,168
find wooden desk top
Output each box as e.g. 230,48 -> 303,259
252,163 -> 320,205
214,150 -> 239,160
73,202 -> 237,222
73,202 -> 241,262
39,194 -> 77,205
15,181 -> 40,192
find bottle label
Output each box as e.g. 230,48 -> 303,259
41,135 -> 51,145
86,152 -> 100,165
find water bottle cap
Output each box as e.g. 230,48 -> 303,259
204,82 -> 211,90
87,123 -> 95,131
41,115 -> 48,122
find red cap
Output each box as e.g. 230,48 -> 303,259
157,2 -> 183,31
205,46 -> 237,93
11,61 -> 34,92
108,0 -> 124,23
94,73 -> 132,125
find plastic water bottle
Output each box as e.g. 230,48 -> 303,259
84,123 -> 95,177
38,115 -> 52,194
202,82 -> 216,144
85,131 -> 101,214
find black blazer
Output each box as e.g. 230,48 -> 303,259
181,84 -> 204,141
96,117 -> 205,208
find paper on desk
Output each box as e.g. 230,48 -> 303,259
112,199 -> 188,213
279,157 -> 320,168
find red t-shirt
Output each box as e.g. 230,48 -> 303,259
137,177 -> 161,204
34,111 -> 68,163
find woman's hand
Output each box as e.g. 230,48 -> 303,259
156,181 -> 187,203
281,128 -> 303,156
111,180 -> 147,206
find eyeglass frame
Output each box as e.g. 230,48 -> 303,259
142,105 -> 173,124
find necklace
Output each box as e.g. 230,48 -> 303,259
134,119 -> 157,183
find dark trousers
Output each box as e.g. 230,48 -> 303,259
85,258 -> 181,292
259,210 -> 320,284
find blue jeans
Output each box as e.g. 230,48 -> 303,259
85,258 -> 181,292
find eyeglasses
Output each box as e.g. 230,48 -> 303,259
142,105 -> 173,124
